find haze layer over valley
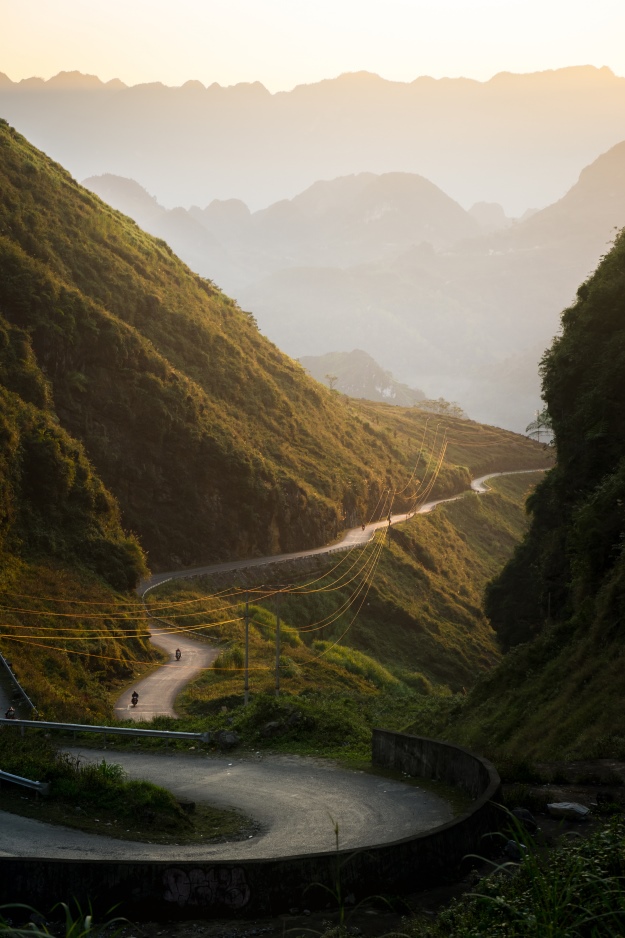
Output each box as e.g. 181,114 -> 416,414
83,142 -> 625,430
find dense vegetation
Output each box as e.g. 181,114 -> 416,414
0,289 -> 154,720
433,228 -> 625,760
402,820 -> 625,937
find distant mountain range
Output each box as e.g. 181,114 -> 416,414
82,169 -> 480,287
2,66 -> 625,214
83,140 -> 625,430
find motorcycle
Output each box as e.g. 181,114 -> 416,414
131,692 -> 139,707
175,648 -> 182,661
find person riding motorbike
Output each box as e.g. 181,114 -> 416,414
131,691 -> 139,707
175,648 -> 181,661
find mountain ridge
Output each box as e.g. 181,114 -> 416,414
3,65 -> 625,213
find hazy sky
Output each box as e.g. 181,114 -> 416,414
2,0 -> 624,91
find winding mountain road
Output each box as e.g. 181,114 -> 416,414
114,625 -> 218,722
125,469 -> 546,722
124,469 -> 547,720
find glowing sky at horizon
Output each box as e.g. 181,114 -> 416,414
1,0 -> 624,92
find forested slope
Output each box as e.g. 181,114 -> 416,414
436,228 -> 625,759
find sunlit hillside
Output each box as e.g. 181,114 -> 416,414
0,120 -> 545,572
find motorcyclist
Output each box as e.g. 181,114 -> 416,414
175,648 -> 181,661
131,691 -> 139,706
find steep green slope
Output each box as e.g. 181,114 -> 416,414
435,228 -> 625,760
0,314 -> 154,720
0,313 -> 145,588
0,120 -> 545,574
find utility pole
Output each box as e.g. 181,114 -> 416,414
244,593 -> 250,706
275,590 -> 281,697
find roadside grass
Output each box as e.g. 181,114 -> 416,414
398,819 -> 625,937
0,730 -> 251,844
0,901 -> 127,937
414,606 -> 625,764
0,556 -> 158,722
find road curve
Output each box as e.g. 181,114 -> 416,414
115,626 -> 218,722
5,468 -> 544,860
471,468 -> 545,494
0,749 -> 454,860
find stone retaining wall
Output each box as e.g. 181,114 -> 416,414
0,732 -> 501,919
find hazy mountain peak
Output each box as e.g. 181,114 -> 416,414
203,198 -> 251,219
468,201 -> 511,231
82,174 -> 163,227
489,64 -> 618,87
292,173 -> 377,216
17,77 -> 45,88
46,70 -> 109,89
83,173 -> 159,203
334,70 -> 390,84
181,79 -> 206,91
214,80 -> 270,96
299,349 -> 426,405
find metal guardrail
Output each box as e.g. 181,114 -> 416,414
0,717 -> 211,743
0,651 -> 37,716
0,769 -> 49,797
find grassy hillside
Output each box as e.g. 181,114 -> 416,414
426,228 -> 625,761
0,322 -> 155,720
0,559 -> 154,721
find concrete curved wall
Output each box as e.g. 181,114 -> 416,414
1,731 -> 501,919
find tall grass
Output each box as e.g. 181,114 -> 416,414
400,819 -> 625,937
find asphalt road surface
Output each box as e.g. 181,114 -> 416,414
471,469 -> 544,494
115,626 -> 218,722
0,749 -> 454,860
137,495 -> 473,594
